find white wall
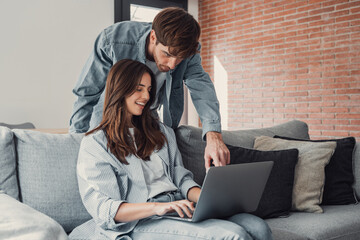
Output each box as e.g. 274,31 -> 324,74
0,0 -> 113,128
182,0 -> 199,127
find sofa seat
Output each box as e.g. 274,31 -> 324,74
267,204 -> 360,240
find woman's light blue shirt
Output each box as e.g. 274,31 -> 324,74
75,123 -> 199,239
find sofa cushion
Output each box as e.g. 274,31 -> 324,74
270,228 -> 307,240
227,145 -> 298,219
266,204 -> 360,240
175,120 -> 310,185
0,192 -> 68,240
354,142 -> 360,199
254,136 -> 336,213
0,127 -> 19,200
275,136 -> 357,205
13,130 -> 91,233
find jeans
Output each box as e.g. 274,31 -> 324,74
128,192 -> 273,240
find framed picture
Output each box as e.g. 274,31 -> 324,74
114,0 -> 187,23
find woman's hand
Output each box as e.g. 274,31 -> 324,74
154,200 -> 195,218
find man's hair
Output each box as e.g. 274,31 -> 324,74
152,7 -> 200,59
86,59 -> 166,164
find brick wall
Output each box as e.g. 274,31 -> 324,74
199,0 -> 360,140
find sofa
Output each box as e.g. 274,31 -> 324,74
0,120 -> 359,240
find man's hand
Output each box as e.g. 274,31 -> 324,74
204,131 -> 230,171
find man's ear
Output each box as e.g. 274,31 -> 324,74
150,30 -> 157,45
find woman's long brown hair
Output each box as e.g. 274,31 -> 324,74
86,59 -> 166,164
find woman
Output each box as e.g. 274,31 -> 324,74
69,59 -> 273,240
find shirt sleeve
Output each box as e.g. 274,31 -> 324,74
163,125 -> 200,198
76,135 -> 127,230
69,30 -> 112,133
183,44 -> 222,140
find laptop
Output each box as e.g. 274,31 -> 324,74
163,161 -> 273,222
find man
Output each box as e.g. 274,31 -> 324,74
69,7 -> 229,170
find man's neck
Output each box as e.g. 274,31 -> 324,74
145,34 -> 155,62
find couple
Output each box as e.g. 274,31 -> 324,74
69,7 -> 272,240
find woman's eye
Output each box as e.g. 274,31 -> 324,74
137,88 -> 141,92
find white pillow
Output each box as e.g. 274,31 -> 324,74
0,192 -> 68,240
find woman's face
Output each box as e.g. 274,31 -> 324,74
125,72 -> 152,122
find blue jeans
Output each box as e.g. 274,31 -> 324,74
128,192 -> 273,240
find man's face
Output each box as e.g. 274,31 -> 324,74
148,30 -> 183,72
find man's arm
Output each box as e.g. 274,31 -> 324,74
183,45 -> 230,169
69,31 -> 112,133
183,52 -> 221,139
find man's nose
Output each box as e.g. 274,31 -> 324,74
168,58 -> 177,70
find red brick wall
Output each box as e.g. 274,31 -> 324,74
199,0 -> 360,140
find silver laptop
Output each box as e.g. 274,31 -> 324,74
163,161 -> 273,222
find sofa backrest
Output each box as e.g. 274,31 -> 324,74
12,129 -> 91,233
175,120 -> 310,185
175,120 -> 360,200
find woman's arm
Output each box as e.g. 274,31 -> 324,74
187,187 -> 201,203
114,200 -> 196,222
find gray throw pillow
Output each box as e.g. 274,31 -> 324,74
0,127 -> 19,200
13,130 -> 91,233
254,136 -> 336,213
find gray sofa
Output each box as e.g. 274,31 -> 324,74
0,120 -> 359,239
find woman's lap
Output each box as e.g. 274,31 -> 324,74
129,216 -> 254,240
131,193 -> 273,240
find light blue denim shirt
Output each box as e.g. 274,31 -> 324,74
74,123 -> 199,239
69,21 -> 221,139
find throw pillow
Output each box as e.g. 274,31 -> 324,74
274,136 -> 357,205
254,136 -> 336,213
13,129 -> 91,233
227,144 -> 298,219
0,127 -> 19,200
0,192 -> 68,240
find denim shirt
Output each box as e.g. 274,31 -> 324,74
73,123 -> 199,240
69,21 -> 221,139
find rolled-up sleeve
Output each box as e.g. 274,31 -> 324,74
77,136 -> 126,230
183,45 -> 221,140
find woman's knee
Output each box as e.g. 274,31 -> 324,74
201,220 -> 253,240
227,213 -> 273,240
